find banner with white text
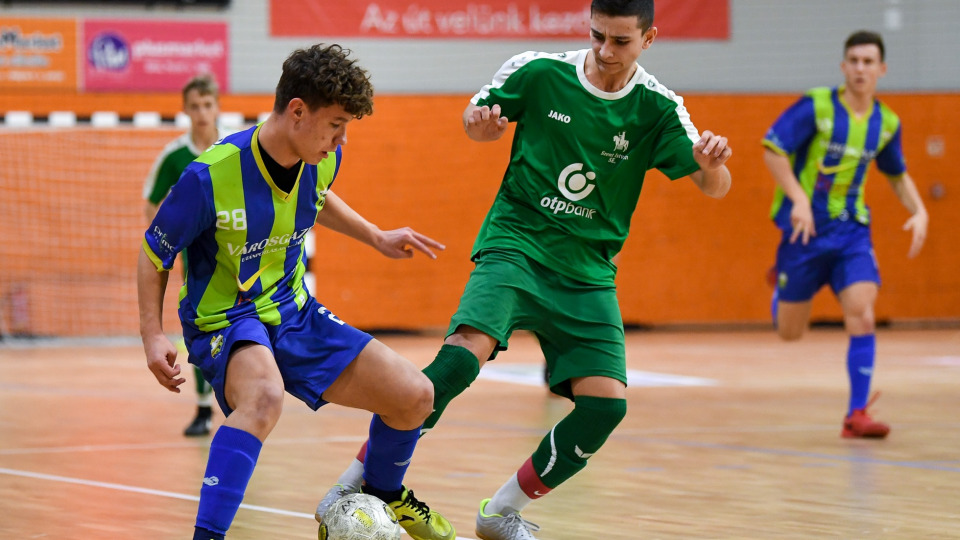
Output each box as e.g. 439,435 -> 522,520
82,20 -> 229,92
270,0 -> 729,40
0,18 -> 78,91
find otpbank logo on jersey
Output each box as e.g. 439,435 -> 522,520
540,163 -> 597,220
227,226 -> 313,263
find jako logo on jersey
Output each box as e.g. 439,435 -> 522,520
548,110 -> 571,123
226,226 -> 312,259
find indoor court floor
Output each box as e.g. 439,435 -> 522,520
2,328 -> 958,539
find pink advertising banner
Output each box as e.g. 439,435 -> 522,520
270,0 -> 729,40
82,20 -> 228,92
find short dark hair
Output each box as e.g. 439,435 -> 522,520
591,0 -> 654,31
844,30 -> 885,61
182,73 -> 218,103
273,44 -> 374,118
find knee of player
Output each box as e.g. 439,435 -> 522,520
575,396 -> 627,431
847,310 -> 876,331
399,372 -> 435,423
243,381 -> 286,423
777,326 -> 805,342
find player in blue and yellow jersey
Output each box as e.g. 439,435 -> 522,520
315,2 -> 732,538
763,30 -> 928,439
137,44 -> 455,540
142,73 -> 225,437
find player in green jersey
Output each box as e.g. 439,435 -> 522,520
142,74 -> 223,437
763,30 -> 928,439
315,2 -> 732,538
139,44 -> 455,540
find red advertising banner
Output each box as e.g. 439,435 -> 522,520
82,20 -> 229,92
0,18 -> 78,91
270,0 -> 728,40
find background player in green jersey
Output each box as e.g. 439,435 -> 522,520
763,31 -> 928,438
142,73 -> 223,436
315,2 -> 732,538
138,44 -> 455,540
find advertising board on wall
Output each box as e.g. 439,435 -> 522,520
270,0 -> 729,40
83,20 -> 229,92
0,18 -> 78,91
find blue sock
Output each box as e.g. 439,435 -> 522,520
196,426 -> 262,535
362,415 -> 419,493
846,334 -> 876,415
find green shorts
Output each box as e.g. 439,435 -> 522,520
447,249 -> 626,399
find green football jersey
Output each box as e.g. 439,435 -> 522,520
143,130 -> 226,205
472,49 -> 702,285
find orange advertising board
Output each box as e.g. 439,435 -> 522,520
0,18 -> 78,91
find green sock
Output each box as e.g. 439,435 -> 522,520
531,395 -> 627,488
420,344 -> 481,433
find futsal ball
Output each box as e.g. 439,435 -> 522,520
318,493 -> 402,540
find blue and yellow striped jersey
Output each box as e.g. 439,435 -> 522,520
143,123 -> 340,332
763,86 -> 906,230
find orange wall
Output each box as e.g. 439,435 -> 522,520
2,92 -> 957,334
311,93 -> 960,329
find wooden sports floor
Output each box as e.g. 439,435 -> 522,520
2,328 -> 958,539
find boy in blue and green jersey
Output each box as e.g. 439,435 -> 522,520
763,30 -> 928,439
138,44 -> 455,540
315,2 -> 733,539
142,73 -> 224,437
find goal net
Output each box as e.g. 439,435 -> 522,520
0,125 -> 186,338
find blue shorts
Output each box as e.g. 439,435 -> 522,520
182,297 -> 373,415
774,219 -> 880,302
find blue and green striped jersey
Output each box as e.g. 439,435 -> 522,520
763,86 -> 906,230
143,123 -> 340,332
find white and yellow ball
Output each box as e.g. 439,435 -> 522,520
318,493 -> 402,540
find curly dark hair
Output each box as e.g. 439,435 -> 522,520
273,44 -> 374,118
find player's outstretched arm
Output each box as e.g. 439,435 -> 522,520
315,191 -> 445,259
688,130 -> 732,199
463,103 -> 509,142
887,172 -> 929,258
137,248 -> 185,392
763,147 -> 816,245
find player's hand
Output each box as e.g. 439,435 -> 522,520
789,197 -> 816,245
464,104 -> 509,142
142,334 -> 185,392
903,209 -> 928,258
692,130 -> 732,170
375,227 -> 445,259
